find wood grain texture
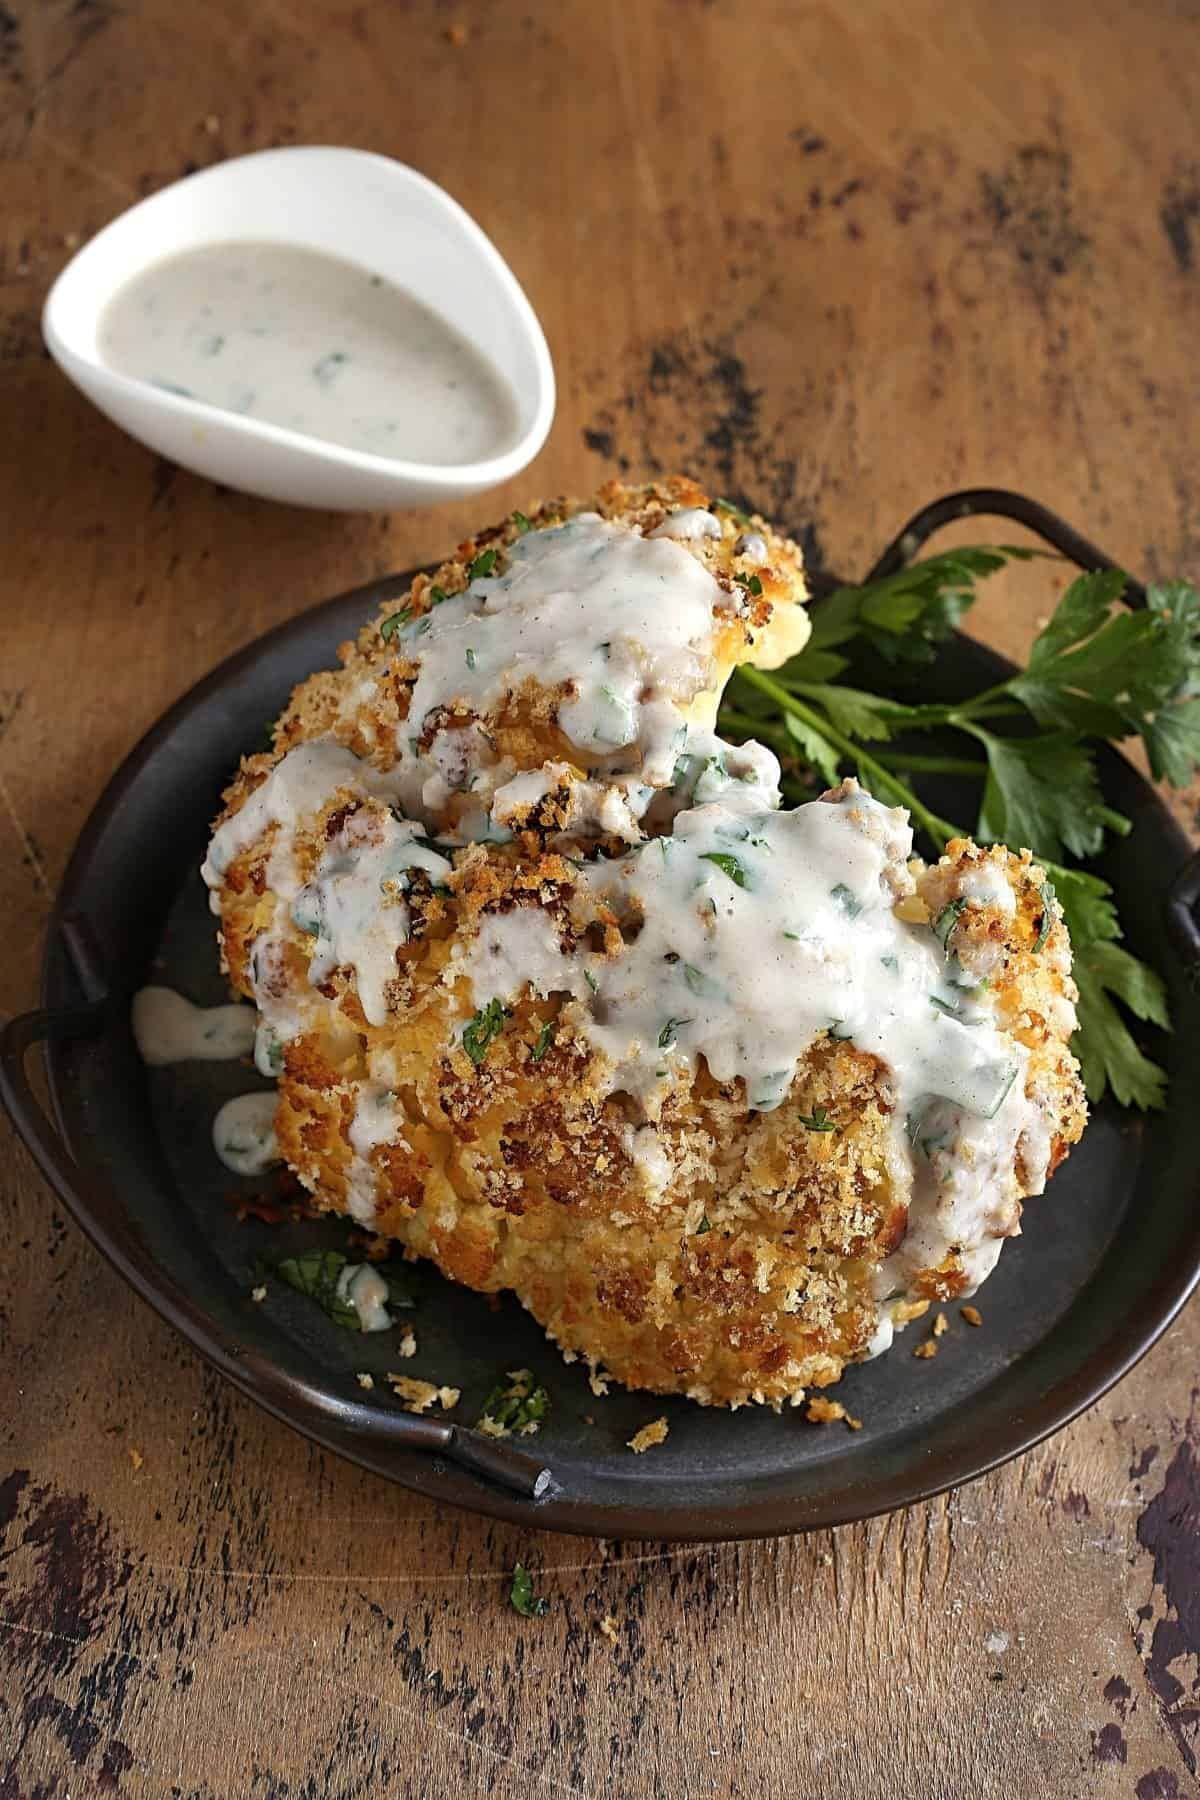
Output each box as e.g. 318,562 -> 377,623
2,1 -> 1199,1794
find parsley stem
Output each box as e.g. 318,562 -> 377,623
872,751 -> 989,777
738,666 -> 963,850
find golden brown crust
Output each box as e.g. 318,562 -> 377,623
205,481 -> 1085,1409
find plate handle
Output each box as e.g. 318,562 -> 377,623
0,993 -> 553,1504
1168,849 -> 1200,978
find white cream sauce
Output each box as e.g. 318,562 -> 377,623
97,241 -> 519,465
131,985 -> 256,1065
387,513 -> 726,790
346,1086 -> 409,1226
336,1262 -> 393,1332
649,508 -> 722,542
452,785 -> 1053,1288
212,1092 -> 280,1176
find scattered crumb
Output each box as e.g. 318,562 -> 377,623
445,22 -> 469,46
961,1305 -> 983,1327
583,1414 -> 595,1426
818,1551 -> 833,1566
357,1372 -> 375,1391
588,1364 -> 611,1398
203,114 -> 220,134
933,1311 -> 949,1338
477,1415 -> 508,1438
397,1329 -> 417,1359
250,1284 -> 267,1303
913,1339 -> 938,1359
806,1397 -> 846,1424
893,1298 -> 930,1325
63,231 -> 80,250
806,1397 -> 862,1430
628,1416 -> 669,1453
128,1447 -> 144,1471
597,1615 -> 620,1645
386,1375 -> 460,1414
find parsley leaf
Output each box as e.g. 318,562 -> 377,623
699,851 -> 750,888
510,1564 -> 548,1617
972,730 -> 1126,863
530,1020 -> 555,1062
511,510 -> 532,534
379,607 -> 411,642
462,998 -> 506,1065
1073,943 -> 1170,1109
797,1107 -> 837,1132
477,1369 -> 550,1436
933,897 -> 968,950
811,546 -> 1041,666
467,548 -> 498,582
784,712 -> 841,787
274,1251 -> 361,1329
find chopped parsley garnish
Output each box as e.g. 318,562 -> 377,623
510,1563 -> 548,1617
428,584 -> 449,606
714,497 -> 752,525
462,998 -> 506,1065
700,851 -> 749,888
477,1369 -> 549,1436
880,954 -> 899,973
683,963 -> 721,997
1032,879 -> 1057,954
379,607 -> 411,642
733,571 -> 764,597
584,969 -> 599,993
510,510 -> 532,534
830,883 -> 861,918
696,1215 -> 712,1234
798,1108 -> 837,1132
467,548 -> 498,582
933,898 -> 968,950
465,647 -> 476,670
720,557 -> 1197,1109
657,1017 -> 691,1049
783,929 -> 801,941
530,1020 -> 555,1062
827,1019 -> 853,1040
929,994 -> 964,1020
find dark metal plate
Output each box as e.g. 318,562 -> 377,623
21,554 -> 1200,1540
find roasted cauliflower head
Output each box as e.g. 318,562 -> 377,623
203,479 -> 1086,1408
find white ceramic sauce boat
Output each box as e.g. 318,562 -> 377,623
42,146 -> 555,510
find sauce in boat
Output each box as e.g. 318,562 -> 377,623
98,241 -> 520,464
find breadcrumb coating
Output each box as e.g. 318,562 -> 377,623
204,480 -> 1086,1409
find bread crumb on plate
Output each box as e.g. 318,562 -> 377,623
961,1305 -> 983,1327
628,1417 -> 669,1453
387,1375 -> 460,1414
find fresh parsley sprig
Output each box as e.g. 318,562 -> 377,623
721,556 -> 1200,1109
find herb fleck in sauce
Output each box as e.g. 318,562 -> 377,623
98,241 -> 520,464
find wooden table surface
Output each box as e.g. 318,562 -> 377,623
3,2 -> 1200,1794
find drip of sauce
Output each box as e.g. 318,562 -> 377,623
336,1262 -> 393,1332
97,241 -> 520,465
212,1093 -> 280,1176
132,985 -> 256,1065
